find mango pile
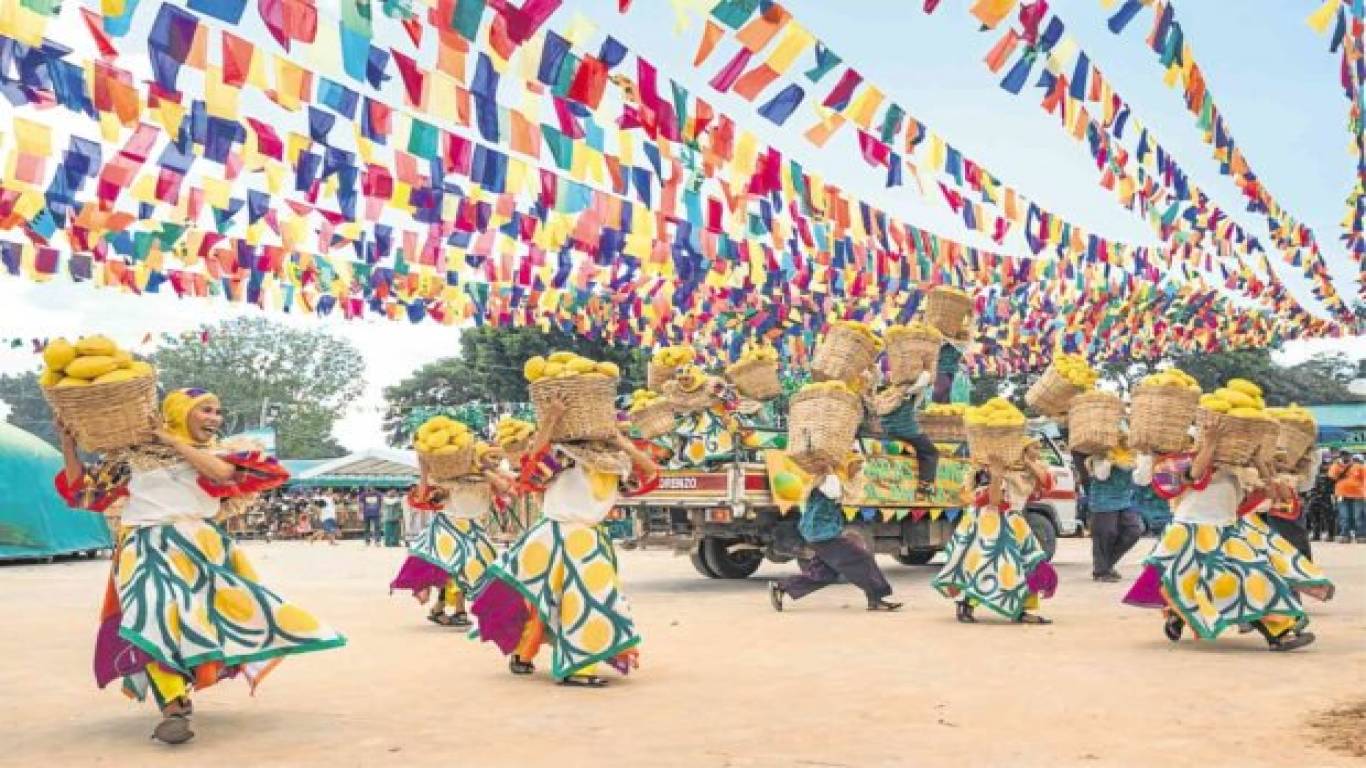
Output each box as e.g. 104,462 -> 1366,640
1053,353 -> 1098,389
493,417 -> 535,447
966,397 -> 1027,427
829,319 -> 884,350
1267,403 -> 1315,425
40,336 -> 154,389
886,321 -> 942,340
1140,367 -> 1201,392
800,380 -> 858,397
628,388 -> 668,413
523,351 -> 620,382
413,416 -> 476,454
924,403 -> 967,416
732,344 -> 778,366
1199,378 -> 1271,420
674,364 -> 708,392
652,346 -> 696,367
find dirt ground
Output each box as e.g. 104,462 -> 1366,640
1,536 -> 1362,768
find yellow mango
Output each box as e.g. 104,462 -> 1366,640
126,361 -> 155,377
64,356 -> 119,380
42,338 -> 77,372
55,377 -> 92,388
74,335 -> 118,356
524,356 -> 547,381
39,369 -> 62,388
548,351 -> 575,364
94,369 -> 139,384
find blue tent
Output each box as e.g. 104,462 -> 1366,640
0,421 -> 113,561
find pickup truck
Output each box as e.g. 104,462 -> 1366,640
613,424 -> 1081,579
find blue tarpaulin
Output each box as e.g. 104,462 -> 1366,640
0,421 -> 113,560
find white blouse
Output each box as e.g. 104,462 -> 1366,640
1171,469 -> 1241,525
120,462 -> 220,528
443,482 -> 492,521
540,462 -> 625,527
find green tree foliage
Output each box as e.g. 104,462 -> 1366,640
382,327 -> 645,446
153,317 -> 364,459
0,370 -> 57,445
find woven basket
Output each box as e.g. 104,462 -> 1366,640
630,401 -> 676,439
1196,409 -> 1263,466
726,359 -> 781,401
530,374 -> 620,442
1128,384 -> 1199,453
923,287 -> 973,337
1067,391 -> 1124,454
811,326 -> 879,383
787,388 -> 863,471
920,413 -> 967,443
966,423 -> 1028,467
1254,418 -> 1282,466
1275,419 -> 1316,470
885,330 -> 940,385
1024,364 -> 1084,417
664,379 -> 718,414
44,374 -> 159,453
647,362 -> 677,391
419,446 -> 476,481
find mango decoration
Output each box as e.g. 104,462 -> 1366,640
1226,378 -> 1263,398
772,471 -> 805,502
42,338 -> 77,372
965,397 -> 1026,427
1267,404 -> 1315,425
924,403 -> 967,416
675,364 -> 707,392
524,351 -> 619,383
652,346 -> 696,367
1140,367 -> 1202,393
493,418 -> 536,447
1202,379 -> 1273,421
74,335 -> 118,357
628,388 -> 668,413
413,417 -> 475,454
731,344 -> 779,366
1052,353 -> 1098,390
41,335 -> 154,389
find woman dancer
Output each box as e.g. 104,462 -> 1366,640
54,388 -> 344,744
932,441 -> 1058,624
470,399 -> 659,688
1122,423 -> 1331,650
390,445 -> 507,627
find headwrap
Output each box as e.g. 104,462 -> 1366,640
161,388 -> 219,446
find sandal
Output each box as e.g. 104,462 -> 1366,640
768,581 -> 785,613
1163,612 -> 1186,643
508,656 -> 535,675
1015,612 -> 1053,625
152,714 -> 194,745
866,599 -> 903,612
559,675 -> 608,688
450,612 -> 472,628
1268,631 -> 1316,652
429,613 -> 459,627
955,601 -> 976,623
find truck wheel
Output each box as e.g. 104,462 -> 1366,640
892,550 -> 937,566
701,537 -> 763,579
1026,511 -> 1058,561
690,546 -> 721,578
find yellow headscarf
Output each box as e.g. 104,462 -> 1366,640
161,388 -> 219,446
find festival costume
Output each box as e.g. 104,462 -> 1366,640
389,480 -> 499,615
471,444 -> 658,681
776,475 -> 893,605
56,390 -> 344,708
1123,455 -> 1334,640
931,471 -> 1059,620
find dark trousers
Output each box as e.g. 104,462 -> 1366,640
780,534 -> 892,603
904,433 -> 939,484
382,519 -> 402,547
1307,500 -> 1337,541
932,371 -> 953,404
1090,508 -> 1143,576
362,516 -> 381,545
1265,514 -> 1312,560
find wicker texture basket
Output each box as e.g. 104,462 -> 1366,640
1024,364 -> 1084,417
966,423 -> 1028,467
1254,418 -> 1282,466
811,326 -> 879,383
663,379 -> 718,414
886,330 -> 940,385
923,287 -> 972,337
920,413 -> 967,443
1128,384 -> 1199,453
1196,409 -> 1264,466
647,362 -> 677,391
1275,420 -> 1316,470
44,374 -> 159,453
726,359 -> 781,401
787,388 -> 863,471
630,401 -> 676,439
1067,391 -> 1124,454
419,447 -> 476,481
530,374 -> 620,442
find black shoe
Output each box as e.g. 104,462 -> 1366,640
955,600 -> 976,623
1268,631 -> 1316,652
867,599 -> 903,612
768,581 -> 785,612
508,656 -> 535,675
1163,612 -> 1185,642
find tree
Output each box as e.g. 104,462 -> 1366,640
153,317 -> 364,459
1168,348 -> 1354,406
381,327 -> 646,447
0,370 -> 57,446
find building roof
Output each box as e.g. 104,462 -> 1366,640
288,448 -> 419,488
1307,403 -> 1366,428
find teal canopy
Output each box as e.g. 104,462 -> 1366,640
0,421 -> 113,561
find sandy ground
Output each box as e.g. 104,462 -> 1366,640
1,536 -> 1363,768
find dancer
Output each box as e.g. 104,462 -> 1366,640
867,370 -> 939,498
53,388 -> 344,744
768,453 -> 901,612
932,442 -> 1058,624
1084,441 -> 1143,581
931,333 -> 971,404
1131,452 -> 1172,537
1122,422 -> 1332,651
390,446 -> 506,628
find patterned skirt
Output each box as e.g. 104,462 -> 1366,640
1123,514 -> 1334,639
96,521 -> 345,700
663,408 -> 737,467
931,507 -> 1058,620
470,518 -> 640,680
390,513 -> 497,596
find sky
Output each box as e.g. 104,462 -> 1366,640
0,0 -> 1362,449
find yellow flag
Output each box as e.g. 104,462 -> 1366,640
1307,0 -> 1338,34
